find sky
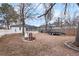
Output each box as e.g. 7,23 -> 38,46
1,3 -> 79,27
24,3 -> 79,27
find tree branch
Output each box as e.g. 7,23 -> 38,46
38,3 -> 56,18
64,3 -> 67,15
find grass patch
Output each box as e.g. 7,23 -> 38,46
0,33 -> 51,56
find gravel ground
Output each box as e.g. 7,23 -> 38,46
0,32 -> 79,56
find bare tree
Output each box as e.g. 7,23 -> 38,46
18,3 -> 40,36
72,3 -> 79,47
19,3 -> 31,36
20,4 -> 25,36
0,3 -> 18,29
38,3 -> 56,18
38,3 -> 55,31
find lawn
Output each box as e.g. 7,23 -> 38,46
0,32 -> 78,56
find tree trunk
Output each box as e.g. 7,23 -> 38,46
61,20 -> 62,28
19,27 -> 21,30
45,15 -> 48,31
6,20 -> 10,29
7,24 -> 9,29
73,22 -> 79,47
45,22 -> 48,31
21,4 -> 25,36
22,19 -> 25,36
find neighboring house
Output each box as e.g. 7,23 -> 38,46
10,24 -> 38,32
39,25 -> 46,30
26,25 -> 38,31
39,24 -> 55,30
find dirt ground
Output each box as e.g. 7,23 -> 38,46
0,32 -> 79,56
